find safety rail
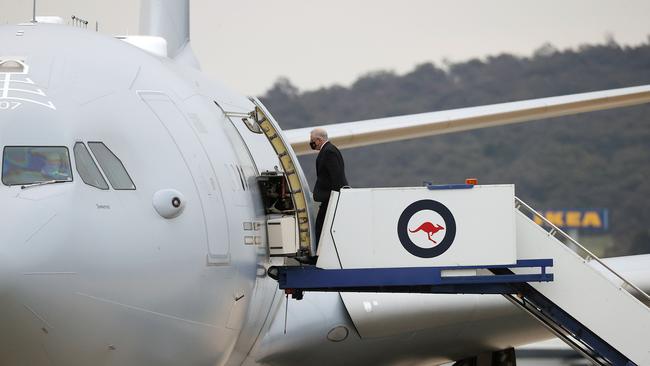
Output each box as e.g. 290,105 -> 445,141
515,197 -> 650,307
269,259 -> 554,300
502,287 -> 626,365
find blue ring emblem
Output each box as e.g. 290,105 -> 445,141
397,199 -> 456,258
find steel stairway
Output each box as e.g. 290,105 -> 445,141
510,198 -> 650,365
270,189 -> 650,365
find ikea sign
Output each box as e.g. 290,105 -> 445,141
533,209 -> 609,232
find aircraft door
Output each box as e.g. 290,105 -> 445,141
139,92 -> 230,264
215,102 -> 281,176
215,100 -> 315,255
217,108 -> 260,207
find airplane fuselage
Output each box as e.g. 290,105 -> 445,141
0,23 -> 576,366
0,23 -> 279,365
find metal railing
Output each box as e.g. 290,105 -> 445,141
515,197 -> 650,307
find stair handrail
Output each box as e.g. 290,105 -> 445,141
515,197 -> 650,305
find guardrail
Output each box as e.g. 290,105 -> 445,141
515,197 -> 650,307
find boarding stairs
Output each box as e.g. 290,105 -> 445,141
508,198 -> 650,365
269,185 -> 650,366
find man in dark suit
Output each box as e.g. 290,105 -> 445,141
310,128 -> 348,251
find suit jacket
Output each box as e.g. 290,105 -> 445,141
313,141 -> 348,203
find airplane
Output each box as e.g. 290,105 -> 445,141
1,1 -> 649,365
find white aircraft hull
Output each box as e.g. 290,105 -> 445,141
1,21 -> 649,366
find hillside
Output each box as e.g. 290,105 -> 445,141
260,41 -> 650,256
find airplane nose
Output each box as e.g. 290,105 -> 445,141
0,193 -> 70,360
0,197 -> 58,289
0,217 -> 20,296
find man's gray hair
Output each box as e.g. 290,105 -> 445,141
310,128 -> 328,140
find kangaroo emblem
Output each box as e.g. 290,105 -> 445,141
409,222 -> 445,244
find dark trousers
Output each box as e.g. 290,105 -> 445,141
314,200 -> 329,249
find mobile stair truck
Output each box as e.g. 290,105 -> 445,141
269,183 -> 650,365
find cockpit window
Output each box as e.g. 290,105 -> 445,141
2,146 -> 73,186
74,143 -> 109,190
88,142 -> 135,190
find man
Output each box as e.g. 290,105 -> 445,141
310,128 -> 348,249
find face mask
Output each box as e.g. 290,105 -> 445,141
309,141 -> 318,150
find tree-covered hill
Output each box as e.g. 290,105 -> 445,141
260,41 -> 650,256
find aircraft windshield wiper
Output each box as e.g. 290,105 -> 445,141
20,179 -> 70,190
